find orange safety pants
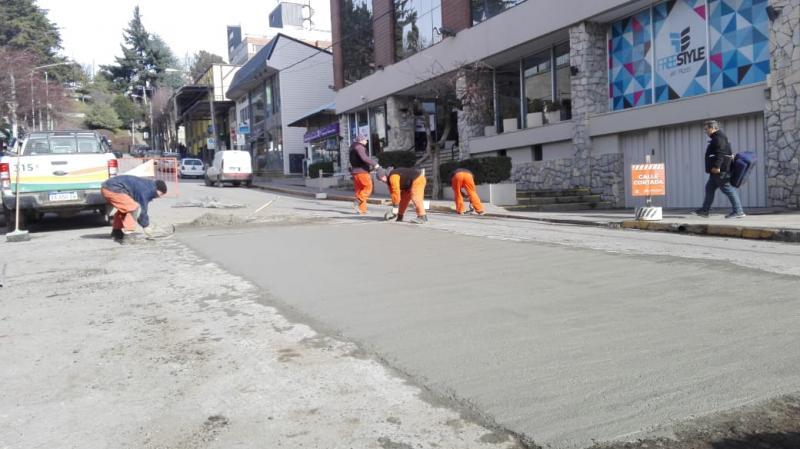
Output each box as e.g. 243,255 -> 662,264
352,172 -> 373,214
101,188 -> 139,232
392,175 -> 427,218
451,171 -> 484,214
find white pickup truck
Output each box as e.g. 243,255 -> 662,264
1,130 -> 118,231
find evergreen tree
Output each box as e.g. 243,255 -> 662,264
85,103 -> 123,130
101,7 -> 181,94
0,0 -> 61,61
189,50 -> 225,83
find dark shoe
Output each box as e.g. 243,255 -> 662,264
395,214 -> 404,222
690,209 -> 709,218
110,229 -> 124,241
725,211 -> 746,219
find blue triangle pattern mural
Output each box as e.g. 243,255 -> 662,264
708,0 -> 771,92
609,9 -> 653,111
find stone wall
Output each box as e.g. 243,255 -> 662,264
512,153 -> 625,206
338,114 -> 350,172
456,69 -> 494,160
385,96 -> 415,152
766,0 -> 800,208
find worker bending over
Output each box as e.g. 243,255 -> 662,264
378,167 -> 427,223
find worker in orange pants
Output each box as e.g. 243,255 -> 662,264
101,175 -> 168,243
450,168 -> 484,215
349,133 -> 380,214
378,167 -> 427,223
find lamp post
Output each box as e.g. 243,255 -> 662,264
30,62 -> 71,131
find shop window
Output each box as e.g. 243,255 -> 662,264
369,105 -> 387,155
394,0 -> 442,60
532,144 -> 542,161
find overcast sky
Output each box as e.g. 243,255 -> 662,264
38,0 -> 331,71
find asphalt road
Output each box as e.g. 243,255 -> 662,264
173,182 -> 800,449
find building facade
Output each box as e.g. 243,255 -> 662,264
331,0 -> 800,208
226,33 -> 334,175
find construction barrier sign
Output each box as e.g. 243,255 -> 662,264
631,163 -> 666,197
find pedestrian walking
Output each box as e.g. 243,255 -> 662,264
101,175 -> 168,243
450,168 -> 484,215
691,120 -> 745,219
349,134 -> 380,215
378,167 -> 427,223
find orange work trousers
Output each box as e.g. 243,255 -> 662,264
352,172 -> 373,214
101,188 -> 139,232
451,171 -> 484,214
391,175 -> 427,218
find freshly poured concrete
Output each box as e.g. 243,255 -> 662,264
180,222 -> 800,449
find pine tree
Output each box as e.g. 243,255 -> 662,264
0,0 -> 61,61
189,51 -> 225,83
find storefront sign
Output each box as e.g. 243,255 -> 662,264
304,123 -> 340,143
653,0 -> 709,102
238,123 -> 250,135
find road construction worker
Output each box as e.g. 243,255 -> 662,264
450,168 -> 485,215
101,175 -> 167,243
349,133 -> 380,215
378,167 -> 427,223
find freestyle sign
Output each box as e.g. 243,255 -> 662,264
657,27 -> 706,71
631,163 -> 666,197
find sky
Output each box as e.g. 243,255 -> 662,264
38,0 -> 331,72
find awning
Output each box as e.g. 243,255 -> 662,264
287,101 -> 337,127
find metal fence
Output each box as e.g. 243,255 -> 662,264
117,157 -> 180,198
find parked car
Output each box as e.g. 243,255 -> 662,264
179,158 -> 205,179
204,150 -> 253,187
0,130 -> 117,231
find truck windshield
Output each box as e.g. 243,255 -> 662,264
24,134 -> 104,155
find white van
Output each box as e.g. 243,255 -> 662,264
204,150 -> 253,187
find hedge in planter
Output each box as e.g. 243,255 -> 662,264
308,161 -> 334,178
377,151 -> 417,168
438,156 -> 512,185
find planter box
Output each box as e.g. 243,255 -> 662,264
502,118 -> 519,132
547,111 -> 561,124
443,182 -> 518,206
484,125 -> 497,137
526,112 -> 543,128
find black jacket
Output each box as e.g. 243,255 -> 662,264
705,130 -> 733,174
389,168 -> 422,191
349,142 -> 376,174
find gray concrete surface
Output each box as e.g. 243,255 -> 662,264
0,183 -> 524,449
170,183 -> 800,449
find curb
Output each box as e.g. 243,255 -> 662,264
251,183 -> 798,243
621,220 -> 800,243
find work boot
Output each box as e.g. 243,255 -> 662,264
395,214 -> 404,222
110,228 -> 124,242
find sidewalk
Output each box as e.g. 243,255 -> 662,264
251,177 -> 800,243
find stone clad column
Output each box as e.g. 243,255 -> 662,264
569,22 -> 609,187
338,114 -> 350,171
456,68 -> 493,160
385,96 -> 415,152
765,0 -> 800,208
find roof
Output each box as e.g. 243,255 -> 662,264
226,33 -> 332,100
288,102 -> 336,127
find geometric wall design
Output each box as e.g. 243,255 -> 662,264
708,0 -> 771,91
653,0 -> 709,102
609,10 -> 654,111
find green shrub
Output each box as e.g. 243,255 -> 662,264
377,150 -> 416,168
308,161 -> 334,178
438,156 -> 512,185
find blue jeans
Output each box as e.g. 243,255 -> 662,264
701,173 -> 743,214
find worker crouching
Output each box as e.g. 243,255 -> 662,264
378,167 -> 427,223
450,168 -> 484,215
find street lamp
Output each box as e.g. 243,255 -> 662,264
30,62 -> 71,131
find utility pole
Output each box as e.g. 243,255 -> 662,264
9,73 -> 18,138
30,73 -> 36,130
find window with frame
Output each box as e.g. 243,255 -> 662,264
341,0 -> 375,84
471,0 -> 526,26
394,0 -> 442,60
